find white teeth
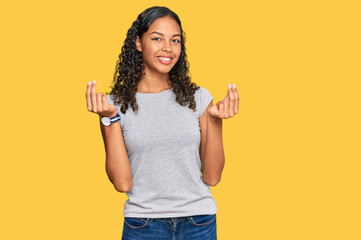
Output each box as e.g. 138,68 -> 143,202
158,57 -> 171,61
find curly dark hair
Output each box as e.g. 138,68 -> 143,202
106,6 -> 201,114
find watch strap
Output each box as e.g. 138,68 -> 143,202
110,113 -> 121,123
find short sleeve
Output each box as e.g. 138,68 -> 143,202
106,94 -> 122,125
197,86 -> 214,118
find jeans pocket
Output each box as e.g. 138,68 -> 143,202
190,214 -> 216,227
124,217 -> 149,229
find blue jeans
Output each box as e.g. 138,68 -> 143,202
122,214 -> 217,240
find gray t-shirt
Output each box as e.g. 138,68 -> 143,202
106,86 -> 218,218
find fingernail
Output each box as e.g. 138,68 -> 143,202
232,84 -> 236,88
93,80 -> 96,84
88,81 -> 91,85
228,83 -> 232,89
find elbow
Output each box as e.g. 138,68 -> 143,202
112,177 -> 133,193
203,175 -> 221,187
114,182 -> 133,193
207,179 -> 220,187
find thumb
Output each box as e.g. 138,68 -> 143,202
101,93 -> 108,106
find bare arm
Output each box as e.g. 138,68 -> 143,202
99,115 -> 133,193
86,80 -> 132,193
199,101 -> 225,186
203,111 -> 225,186
200,84 -> 239,186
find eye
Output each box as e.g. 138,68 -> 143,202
173,39 -> 180,43
152,38 -> 161,41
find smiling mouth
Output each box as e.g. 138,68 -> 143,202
157,56 -> 172,65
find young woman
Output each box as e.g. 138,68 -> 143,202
85,6 -> 239,240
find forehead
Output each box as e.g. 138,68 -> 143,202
147,16 -> 181,35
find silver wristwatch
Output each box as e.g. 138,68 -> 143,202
101,113 -> 121,126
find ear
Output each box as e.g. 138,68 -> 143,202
135,36 -> 142,52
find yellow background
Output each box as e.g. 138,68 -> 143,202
1,0 -> 360,239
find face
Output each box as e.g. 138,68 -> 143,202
135,15 -> 182,75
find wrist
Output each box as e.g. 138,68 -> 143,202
100,112 -> 121,127
110,110 -> 118,118
208,113 -> 222,123
99,110 -> 118,118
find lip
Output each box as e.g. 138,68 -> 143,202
157,56 -> 173,58
156,56 -> 173,65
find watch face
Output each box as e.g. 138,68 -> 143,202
102,117 -> 111,126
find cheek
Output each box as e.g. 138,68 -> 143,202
175,51 -> 182,61
143,45 -> 158,57
173,46 -> 182,58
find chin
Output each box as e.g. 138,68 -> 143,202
158,70 -> 172,74
158,66 -> 174,73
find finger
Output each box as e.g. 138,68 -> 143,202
97,92 -> 104,113
101,93 -> 108,107
219,102 -> 224,118
213,106 -> 220,118
91,80 -> 97,112
86,81 -> 92,111
228,84 -> 234,116
225,84 -> 230,101
233,84 -> 239,114
101,94 -> 109,116
216,99 -> 223,108
224,100 -> 229,118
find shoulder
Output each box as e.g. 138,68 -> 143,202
106,94 -> 126,106
195,86 -> 212,96
194,86 -> 214,119
106,94 -> 118,104
194,86 -> 213,104
106,94 -> 126,115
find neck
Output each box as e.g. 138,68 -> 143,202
137,71 -> 172,92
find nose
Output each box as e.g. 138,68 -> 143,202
162,41 -> 172,53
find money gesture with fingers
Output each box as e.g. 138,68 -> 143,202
86,80 -> 117,118
208,84 -> 239,120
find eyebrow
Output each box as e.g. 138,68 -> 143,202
149,31 -> 181,37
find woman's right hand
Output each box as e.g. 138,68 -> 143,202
86,80 -> 117,117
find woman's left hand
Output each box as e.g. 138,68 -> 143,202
208,84 -> 239,120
